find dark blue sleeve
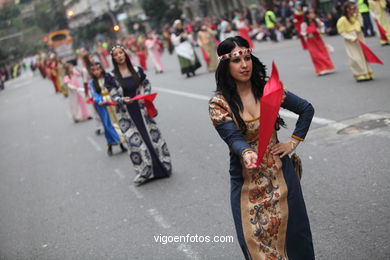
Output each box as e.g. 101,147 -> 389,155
215,121 -> 252,157
281,91 -> 315,141
137,66 -> 146,82
104,73 -> 119,91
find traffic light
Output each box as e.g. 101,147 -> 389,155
113,25 -> 120,32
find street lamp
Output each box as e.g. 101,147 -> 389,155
67,10 -> 74,17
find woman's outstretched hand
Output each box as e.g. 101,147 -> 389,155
243,151 -> 258,169
123,97 -> 134,103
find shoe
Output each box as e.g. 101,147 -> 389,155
120,143 -> 128,152
133,175 -> 148,186
95,129 -> 102,135
87,116 -> 93,120
186,73 -> 191,78
107,145 -> 113,156
191,71 -> 196,76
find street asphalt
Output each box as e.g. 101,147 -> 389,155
0,35 -> 389,260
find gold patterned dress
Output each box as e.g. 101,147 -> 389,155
209,93 -> 315,260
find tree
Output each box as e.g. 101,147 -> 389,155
34,0 -> 68,33
140,0 -> 169,29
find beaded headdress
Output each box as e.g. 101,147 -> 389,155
110,44 -> 125,55
218,48 -> 253,61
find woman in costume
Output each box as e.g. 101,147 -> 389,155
301,9 -> 335,75
89,62 -> 127,156
63,63 -> 91,123
171,20 -> 201,78
145,32 -> 164,74
369,0 -> 390,45
81,52 -> 103,135
234,14 -> 254,48
337,2 -> 374,81
197,25 -> 218,72
108,45 -> 172,185
209,36 -> 315,260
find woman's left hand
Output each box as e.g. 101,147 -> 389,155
271,141 -> 298,158
138,99 -> 145,104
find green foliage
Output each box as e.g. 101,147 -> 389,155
0,4 -> 21,30
34,0 -> 68,33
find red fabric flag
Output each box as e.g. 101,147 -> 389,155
375,20 -> 388,42
256,62 -> 284,167
100,101 -> 117,106
132,93 -> 158,118
358,41 -> 384,65
201,47 -> 210,65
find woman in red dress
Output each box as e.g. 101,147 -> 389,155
301,9 -> 335,75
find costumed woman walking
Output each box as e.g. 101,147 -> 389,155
301,9 -> 335,75
369,0 -> 390,45
89,62 -> 127,156
337,2 -> 374,81
171,20 -> 201,78
197,25 -> 218,72
145,32 -> 164,74
63,63 -> 91,123
209,36 -> 315,260
108,45 -> 172,185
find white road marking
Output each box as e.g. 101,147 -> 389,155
154,87 -> 210,101
147,208 -> 171,229
154,87 -> 334,125
11,81 -> 30,89
114,168 -> 126,180
129,185 -> 144,199
87,136 -> 102,151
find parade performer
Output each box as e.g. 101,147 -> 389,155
293,4 -> 308,49
337,2 -> 374,81
209,36 -> 315,260
81,52 -> 103,135
63,63 -> 91,123
145,32 -> 164,74
369,0 -> 390,45
197,25 -> 218,72
234,14 -> 254,48
301,9 -> 335,75
47,54 -> 60,93
171,20 -> 201,78
109,45 -> 172,185
89,63 -> 127,156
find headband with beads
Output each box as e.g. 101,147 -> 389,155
218,48 -> 253,61
110,44 -> 125,55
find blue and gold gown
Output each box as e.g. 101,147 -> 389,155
209,90 -> 315,260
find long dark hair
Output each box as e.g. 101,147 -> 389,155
90,62 -> 105,95
110,45 -> 141,88
215,36 -> 284,134
82,53 -> 92,73
304,9 -> 318,28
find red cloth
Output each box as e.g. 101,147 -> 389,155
87,97 -> 94,104
238,28 -> 254,48
132,93 -> 158,118
100,101 -> 117,106
375,20 -> 388,42
305,23 -> 334,74
256,62 -> 284,167
201,47 -> 210,65
358,41 -> 384,64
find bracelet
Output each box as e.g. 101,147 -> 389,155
289,139 -> 298,151
241,149 -> 253,158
